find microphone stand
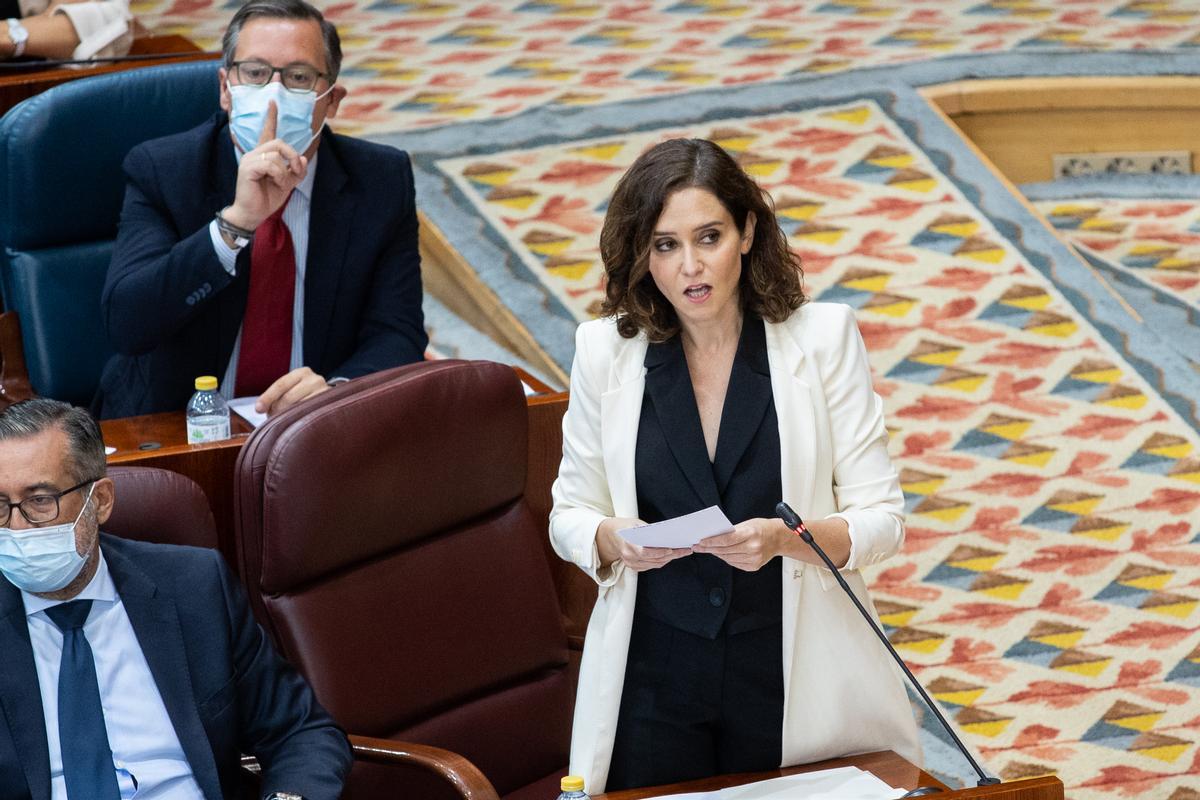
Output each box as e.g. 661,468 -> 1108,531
775,502 -> 999,794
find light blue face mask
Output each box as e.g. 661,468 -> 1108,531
227,80 -> 332,158
0,484 -> 94,594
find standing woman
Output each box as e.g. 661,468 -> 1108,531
549,138 -> 921,793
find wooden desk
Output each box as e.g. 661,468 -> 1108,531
595,750 -> 1063,800
0,33 -> 213,116
102,410 -> 254,561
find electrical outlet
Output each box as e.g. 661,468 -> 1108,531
1053,151 -> 1192,178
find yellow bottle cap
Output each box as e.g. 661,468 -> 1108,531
195,376 -> 219,391
560,776 -> 584,792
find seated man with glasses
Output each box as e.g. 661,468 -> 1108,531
0,398 -> 352,799
96,0 -> 427,420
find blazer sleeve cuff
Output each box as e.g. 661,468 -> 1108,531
551,508 -> 622,587
824,510 -> 902,572
54,1 -> 132,60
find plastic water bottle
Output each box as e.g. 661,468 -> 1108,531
186,376 -> 231,444
556,776 -> 588,800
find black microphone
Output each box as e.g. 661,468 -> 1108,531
774,501 -> 999,792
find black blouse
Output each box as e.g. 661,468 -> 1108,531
634,316 -> 783,640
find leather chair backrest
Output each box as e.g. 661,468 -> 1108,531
234,360 -> 571,798
106,466 -> 218,550
0,60 -> 220,405
0,311 -> 33,410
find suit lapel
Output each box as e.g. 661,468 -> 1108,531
103,541 -> 223,800
766,317 -> 817,516
0,583 -> 51,800
303,134 -> 355,369
644,337 -> 720,509
208,122 -> 250,374
712,318 -> 772,496
599,332 -> 648,520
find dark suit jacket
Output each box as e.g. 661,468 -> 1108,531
96,112 -> 428,419
0,535 -> 352,800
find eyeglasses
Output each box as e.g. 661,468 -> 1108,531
0,479 -> 97,527
231,59 -> 328,93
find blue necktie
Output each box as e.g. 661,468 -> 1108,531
45,600 -> 120,800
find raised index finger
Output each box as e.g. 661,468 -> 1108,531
258,101 -> 278,147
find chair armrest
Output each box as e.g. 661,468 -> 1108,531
349,734 -> 501,800
240,738 -> 498,800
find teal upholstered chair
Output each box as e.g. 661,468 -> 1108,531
0,59 -> 219,406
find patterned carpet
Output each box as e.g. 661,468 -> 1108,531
1026,179 -> 1200,373
133,0 -> 1200,137
1038,197 -> 1200,308
127,2 -> 1200,797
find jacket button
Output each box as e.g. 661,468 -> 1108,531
708,587 -> 725,607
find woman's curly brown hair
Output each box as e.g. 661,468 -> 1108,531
599,138 -> 806,341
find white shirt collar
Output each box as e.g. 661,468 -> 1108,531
295,151 -> 318,202
21,548 -> 118,618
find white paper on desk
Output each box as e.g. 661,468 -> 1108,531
641,766 -> 905,800
618,505 -> 733,549
228,397 -> 268,429
104,446 -> 116,456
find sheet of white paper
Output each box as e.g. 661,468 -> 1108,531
641,767 -> 905,800
618,505 -> 733,549
228,397 -> 268,429
104,446 -> 116,456
521,380 -> 537,396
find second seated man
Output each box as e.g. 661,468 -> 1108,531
97,0 -> 427,420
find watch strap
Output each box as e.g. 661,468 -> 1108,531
215,210 -> 254,248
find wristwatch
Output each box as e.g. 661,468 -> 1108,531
263,794 -> 304,800
215,209 -> 254,249
4,18 -> 28,58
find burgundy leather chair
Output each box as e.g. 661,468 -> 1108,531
234,360 -> 572,800
0,311 -> 33,411
106,466 -> 218,549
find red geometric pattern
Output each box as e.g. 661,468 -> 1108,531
1034,198 -> 1200,311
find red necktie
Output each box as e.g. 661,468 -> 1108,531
234,198 -> 296,397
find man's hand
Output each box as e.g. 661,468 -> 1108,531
693,517 -> 788,572
596,517 -> 691,573
223,102 -> 308,231
256,367 -> 329,416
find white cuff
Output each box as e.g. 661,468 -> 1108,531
53,1 -> 132,60
209,219 -> 242,275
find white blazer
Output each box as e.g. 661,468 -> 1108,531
549,302 -> 922,793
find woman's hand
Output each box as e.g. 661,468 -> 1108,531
693,517 -> 788,572
596,517 -> 692,573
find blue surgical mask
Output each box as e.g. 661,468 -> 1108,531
227,80 -> 332,158
0,485 -> 94,594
